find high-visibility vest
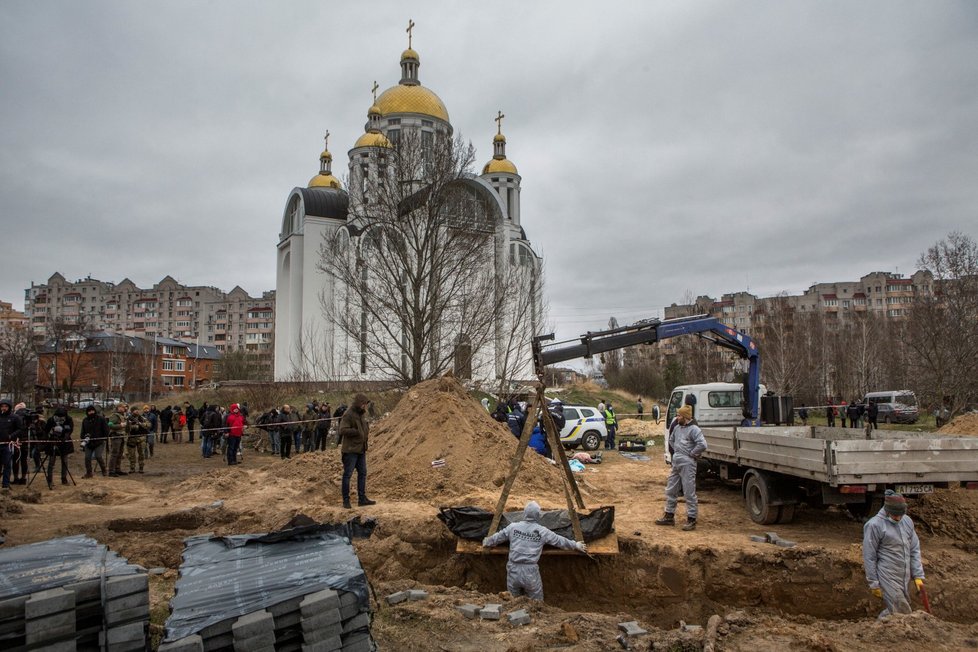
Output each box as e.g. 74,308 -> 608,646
604,409 -> 616,425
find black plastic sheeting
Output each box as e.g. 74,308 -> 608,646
0,535 -> 143,600
438,506 -> 615,542
164,516 -> 374,642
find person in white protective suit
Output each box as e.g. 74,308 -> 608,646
482,500 -> 587,600
863,490 -> 926,618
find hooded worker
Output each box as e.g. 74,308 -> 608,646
482,500 -> 587,601
862,490 -> 925,617
656,404 -> 707,531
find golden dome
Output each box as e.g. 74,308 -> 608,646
493,133 -> 506,143
482,158 -> 518,175
375,84 -> 449,122
353,132 -> 392,149
309,173 -> 341,189
320,150 -> 332,160
401,47 -> 419,61
368,103 -> 382,116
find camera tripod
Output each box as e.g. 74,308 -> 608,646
28,448 -> 77,489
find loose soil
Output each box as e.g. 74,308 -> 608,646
3,376 -> 978,650
939,412 -> 978,436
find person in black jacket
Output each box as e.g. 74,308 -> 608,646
43,406 -> 75,488
0,400 -> 24,489
184,402 -> 198,444
159,405 -> 173,443
80,405 -> 109,478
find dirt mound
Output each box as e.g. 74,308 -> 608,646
939,412 -> 978,436
618,418 -> 664,439
368,375 -> 566,504
913,487 -> 978,551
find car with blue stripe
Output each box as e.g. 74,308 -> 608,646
557,405 -> 607,451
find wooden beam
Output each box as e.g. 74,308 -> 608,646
488,392 -> 539,536
457,532 -> 619,555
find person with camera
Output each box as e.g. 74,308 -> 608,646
43,406 -> 75,489
126,405 -> 151,474
13,402 -> 37,485
0,399 -> 24,490
80,404 -> 109,478
106,403 -> 129,476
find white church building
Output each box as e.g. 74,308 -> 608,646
275,34 -> 543,384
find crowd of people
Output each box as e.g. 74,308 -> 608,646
0,396 -> 368,490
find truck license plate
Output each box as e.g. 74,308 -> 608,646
895,484 -> 933,495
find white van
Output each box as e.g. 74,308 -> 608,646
665,382 -> 766,428
862,390 -> 919,424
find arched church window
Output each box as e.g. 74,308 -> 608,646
286,196 -> 301,235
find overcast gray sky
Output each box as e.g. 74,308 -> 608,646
2,1 -> 976,344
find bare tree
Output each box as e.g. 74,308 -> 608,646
755,293 -> 799,395
492,256 -> 545,394
318,129 -> 503,386
904,232 -> 978,416
0,326 -> 37,402
45,315 -> 94,403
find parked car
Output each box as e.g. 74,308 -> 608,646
556,405 -> 607,451
863,390 -> 919,424
77,398 -> 97,410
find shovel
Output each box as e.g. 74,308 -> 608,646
918,583 -> 932,614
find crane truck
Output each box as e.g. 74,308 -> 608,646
533,315 -> 978,524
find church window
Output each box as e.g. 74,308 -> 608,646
388,118 -> 400,126
388,129 -> 400,145
506,188 -> 513,218
422,120 -> 432,128
491,178 -> 499,183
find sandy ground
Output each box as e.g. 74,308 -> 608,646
2,378 -> 978,651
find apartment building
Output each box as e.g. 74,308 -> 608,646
0,300 -> 28,339
24,273 -> 275,377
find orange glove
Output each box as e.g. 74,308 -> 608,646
871,588 -> 883,599
914,578 -> 924,591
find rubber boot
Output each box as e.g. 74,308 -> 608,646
343,498 -> 352,509
655,512 -> 675,526
682,518 -> 697,531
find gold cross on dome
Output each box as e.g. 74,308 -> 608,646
406,19 -> 415,48
371,81 -> 379,103
495,110 -> 505,134
323,131 -> 329,150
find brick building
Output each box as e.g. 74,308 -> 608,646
36,332 -> 222,402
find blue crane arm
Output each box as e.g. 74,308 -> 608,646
533,314 -> 761,425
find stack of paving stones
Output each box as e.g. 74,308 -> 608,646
162,529 -> 376,652
0,536 -> 149,652
160,588 -> 372,652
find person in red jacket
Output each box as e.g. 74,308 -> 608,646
225,403 -> 246,466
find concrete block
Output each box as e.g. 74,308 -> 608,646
105,621 -> 146,646
25,588 -> 75,620
275,610 -> 301,630
775,539 -> 797,548
764,532 -> 780,544
339,592 -> 358,608
268,596 -> 304,618
302,608 -> 341,630
749,535 -> 768,543
407,590 -> 427,601
303,623 -> 342,645
456,604 -> 480,620
202,632 -> 233,649
508,609 -> 531,626
233,630 -> 276,648
300,589 -> 339,617
26,611 -> 75,645
107,591 -> 150,611
341,612 -> 369,634
158,635 -> 204,652
232,610 -> 274,640
105,574 -> 148,599
302,638 -> 342,652
105,604 -> 150,626
231,639 -> 275,652
30,640 -> 76,652
479,604 -> 501,621
618,621 -> 647,637
339,602 -> 359,621
198,618 -> 234,638
0,594 -> 28,620
384,591 -> 408,606
341,639 -> 372,652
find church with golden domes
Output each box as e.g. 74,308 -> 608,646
275,26 -> 542,383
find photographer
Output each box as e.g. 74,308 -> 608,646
126,406 -> 151,474
201,404 -> 223,459
43,406 -> 75,489
0,400 -> 24,490
80,405 -> 109,478
13,402 -> 38,485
